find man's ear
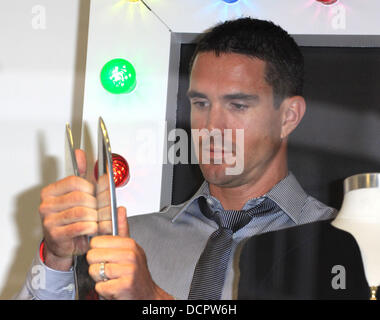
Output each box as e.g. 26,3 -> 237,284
280,96 -> 306,139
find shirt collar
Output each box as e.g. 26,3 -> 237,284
171,172 -> 307,224
265,172 -> 308,224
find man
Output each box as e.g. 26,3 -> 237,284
16,17 -> 336,300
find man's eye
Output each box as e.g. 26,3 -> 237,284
192,101 -> 209,108
231,103 -> 248,110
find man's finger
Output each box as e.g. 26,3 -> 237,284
96,190 -> 111,209
40,176 -> 95,200
40,190 -> 97,214
44,207 -> 98,228
54,221 -> 98,240
96,174 -> 109,195
89,263 -> 134,282
87,246 -> 138,265
94,278 -> 126,300
89,236 -> 137,251
96,206 -> 129,236
98,220 -> 113,235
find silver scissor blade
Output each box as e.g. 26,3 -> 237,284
98,117 -> 118,236
65,123 -> 79,177
66,123 -> 98,300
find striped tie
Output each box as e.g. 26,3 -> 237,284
188,196 -> 279,300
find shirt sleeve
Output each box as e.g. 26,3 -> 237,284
14,246 -> 76,300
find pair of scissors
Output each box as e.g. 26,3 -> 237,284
65,117 -> 117,300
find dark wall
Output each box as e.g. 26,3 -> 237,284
172,44 -> 380,210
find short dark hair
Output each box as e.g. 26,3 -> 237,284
190,17 -> 304,108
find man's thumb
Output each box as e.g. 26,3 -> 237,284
117,206 -> 129,237
75,149 -> 87,177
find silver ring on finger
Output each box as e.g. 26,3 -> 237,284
99,262 -> 108,282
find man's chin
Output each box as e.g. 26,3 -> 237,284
200,163 -> 240,187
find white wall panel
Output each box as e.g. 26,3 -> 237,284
81,0 -> 171,216
0,0 -> 88,299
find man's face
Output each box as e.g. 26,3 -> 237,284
188,52 -> 284,188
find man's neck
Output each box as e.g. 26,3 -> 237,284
208,162 -> 288,211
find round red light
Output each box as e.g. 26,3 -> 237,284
94,153 -> 130,188
112,154 -> 130,187
316,0 -> 338,4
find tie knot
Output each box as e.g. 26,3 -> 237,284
216,210 -> 252,232
199,196 -> 280,233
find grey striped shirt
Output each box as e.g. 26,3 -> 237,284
164,172 -> 337,299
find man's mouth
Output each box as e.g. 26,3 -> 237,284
202,146 -> 235,162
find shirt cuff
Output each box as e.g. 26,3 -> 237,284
25,245 -> 76,300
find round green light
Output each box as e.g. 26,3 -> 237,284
100,58 -> 137,94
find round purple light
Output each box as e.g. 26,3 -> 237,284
222,0 -> 239,3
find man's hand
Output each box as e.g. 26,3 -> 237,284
39,150 -> 98,271
87,207 -> 173,300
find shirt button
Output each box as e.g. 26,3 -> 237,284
206,198 -> 214,206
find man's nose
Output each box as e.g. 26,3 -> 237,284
205,103 -> 226,131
